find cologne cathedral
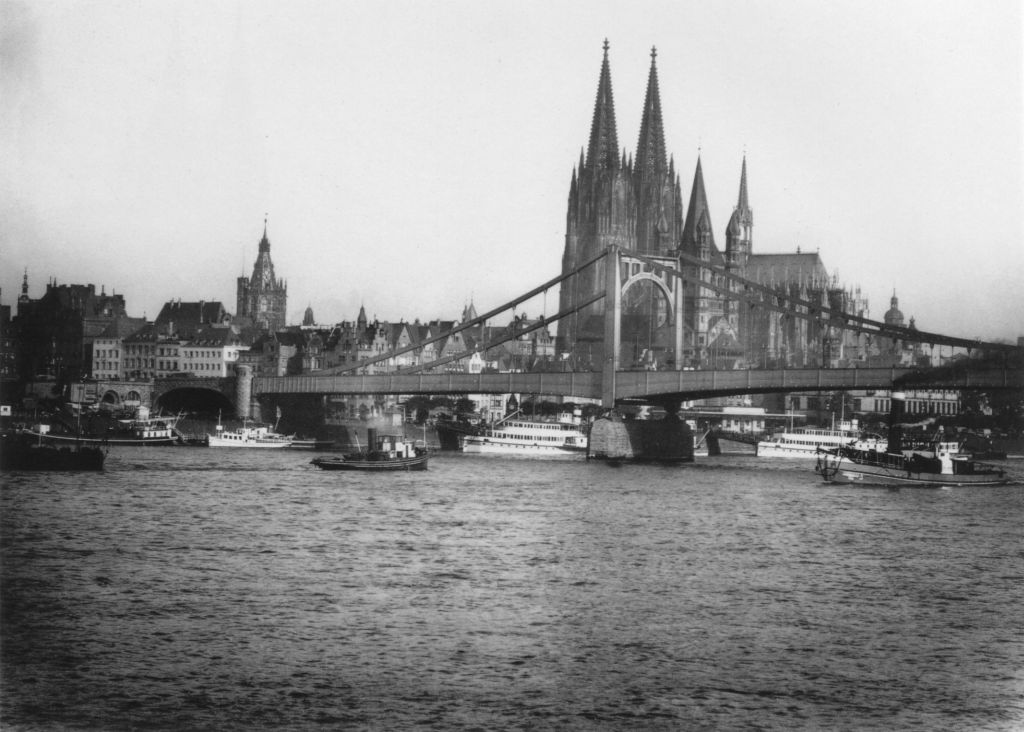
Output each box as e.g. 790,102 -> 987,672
236,220 -> 288,333
557,42 -> 870,370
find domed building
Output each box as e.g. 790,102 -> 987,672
884,290 -> 905,327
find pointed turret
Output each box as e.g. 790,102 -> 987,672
633,46 -> 679,254
735,155 -> 753,227
681,156 -> 716,255
259,216 -> 271,253
357,304 -> 368,331
238,217 -> 288,332
17,268 -> 30,316
634,46 -> 667,182
462,299 -> 479,323
585,39 -> 620,172
726,156 -> 752,270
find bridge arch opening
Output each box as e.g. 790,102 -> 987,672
155,387 -> 236,418
621,275 -> 673,369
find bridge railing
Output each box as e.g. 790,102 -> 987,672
254,364 -> 1020,402
255,371 -> 603,399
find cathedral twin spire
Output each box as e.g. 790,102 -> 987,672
634,46 -> 668,183
585,39 -> 620,172
577,40 -> 748,257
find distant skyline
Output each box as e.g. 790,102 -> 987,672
2,1 -> 1021,341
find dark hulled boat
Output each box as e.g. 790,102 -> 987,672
815,392 -> 1008,487
311,429 -> 428,472
1,430 -> 106,471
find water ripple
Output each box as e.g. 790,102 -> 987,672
2,448 -> 1023,730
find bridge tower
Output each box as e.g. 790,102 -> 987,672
236,364 -> 254,420
601,246 -> 685,406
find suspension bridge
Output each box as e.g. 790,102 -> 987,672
253,246 -> 1022,408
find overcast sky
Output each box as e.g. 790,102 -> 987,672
2,0 -> 1021,341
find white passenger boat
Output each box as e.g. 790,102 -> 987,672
757,419 -> 885,458
460,410 -> 587,457
206,422 -> 294,448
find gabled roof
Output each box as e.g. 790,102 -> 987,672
154,300 -> 229,337
273,330 -> 307,348
745,252 -> 828,287
189,324 -> 246,347
98,316 -> 148,339
124,322 -> 160,343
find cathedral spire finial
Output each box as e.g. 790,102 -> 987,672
585,38 -> 620,171
259,215 -> 271,253
737,154 -> 750,212
635,43 -> 667,180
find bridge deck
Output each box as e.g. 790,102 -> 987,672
255,366 -> 1020,402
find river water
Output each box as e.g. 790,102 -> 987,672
2,448 -> 1023,731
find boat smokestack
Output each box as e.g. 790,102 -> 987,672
888,391 -> 906,453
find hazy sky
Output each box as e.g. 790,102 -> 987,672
2,1 -> 1021,340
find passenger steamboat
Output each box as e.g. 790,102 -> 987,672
460,410 -> 588,458
757,419 -> 885,458
206,420 -> 294,448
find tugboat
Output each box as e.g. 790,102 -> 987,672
311,429 -> 428,471
815,392 -> 1008,487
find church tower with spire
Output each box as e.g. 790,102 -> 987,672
554,44 -> 867,370
559,39 -> 632,356
725,156 -> 753,271
558,41 -> 684,359
725,156 -> 754,331
18,269 -> 31,317
633,47 -> 681,255
236,219 -> 288,332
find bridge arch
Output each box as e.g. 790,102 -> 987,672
620,264 -> 679,370
154,385 -> 236,418
621,271 -> 674,322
